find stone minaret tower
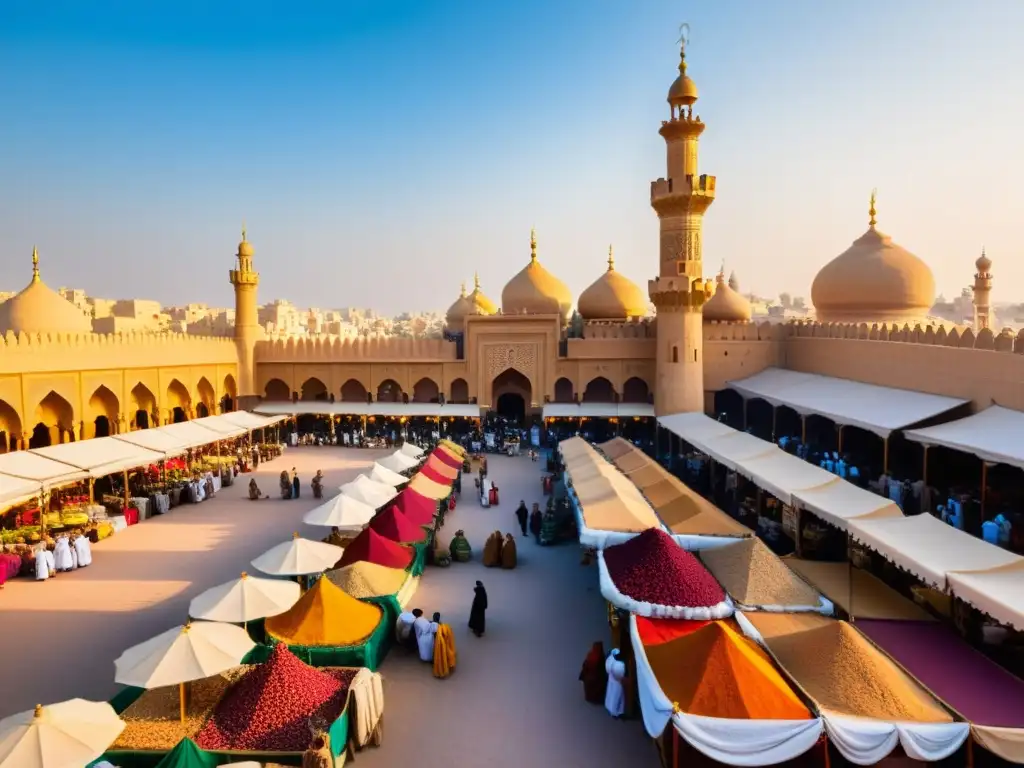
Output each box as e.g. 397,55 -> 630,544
229,225 -> 262,409
973,248 -> 992,331
649,33 -> 716,416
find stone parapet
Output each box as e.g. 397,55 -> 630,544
255,334 -> 458,363
784,320 -> 1024,353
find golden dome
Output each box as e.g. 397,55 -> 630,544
703,270 -> 752,323
238,224 -> 253,259
975,248 -> 992,274
0,247 -> 93,336
466,273 -> 498,316
445,282 -> 473,331
577,246 -> 647,320
501,229 -> 573,321
668,38 -> 698,107
812,192 -> 935,323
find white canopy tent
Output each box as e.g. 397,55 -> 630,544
219,410 -> 284,430
0,451 -> 88,490
149,420 -> 225,448
543,403 -> 656,419
848,513 -> 1023,588
790,481 -> 902,531
113,427 -> 195,455
904,406 -> 1024,470
352,474 -> 398,503
727,368 -> 967,438
377,452 -> 418,473
29,438 -> 165,479
0,473 -> 42,507
253,401 -> 480,418
370,462 -> 408,487
658,411 -> 736,449
399,442 -> 424,458
693,431 -> 777,470
947,562 -> 1024,632
339,480 -> 392,509
739,452 -> 840,506
188,415 -> 248,439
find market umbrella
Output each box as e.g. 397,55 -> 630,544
388,450 -> 421,470
0,699 -> 125,768
303,493 -> 376,529
188,571 -> 301,624
376,453 -> 414,474
339,481 -> 391,509
353,474 -> 398,503
251,532 -> 344,576
370,461 -> 408,487
114,621 -> 255,723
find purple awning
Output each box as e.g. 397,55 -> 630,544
857,620 -> 1024,728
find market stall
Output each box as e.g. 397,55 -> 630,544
699,538 -> 831,614
369,506 -> 429,545
630,615 -> 822,766
0,699 -> 126,768
336,527 -> 415,572
326,560 -> 420,615
784,558 -> 935,621
303,493 -> 377,531
370,461 -> 408,487
738,612 -> 969,764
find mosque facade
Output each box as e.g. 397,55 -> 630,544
1,36 -> 1023,453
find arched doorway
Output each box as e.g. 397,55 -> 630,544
35,391 -> 74,444
300,377 -> 328,401
264,379 -> 290,401
583,377 -> 616,403
166,379 -> 191,423
553,377 -> 574,403
377,379 -> 403,403
130,382 -> 156,429
341,379 -> 368,402
197,377 -> 216,415
492,368 -> 532,425
449,378 -> 469,404
622,377 -> 650,403
0,399 -> 22,453
30,423 -> 52,449
223,374 -> 237,412
412,378 -> 440,403
196,402 -> 210,418
88,385 -> 119,438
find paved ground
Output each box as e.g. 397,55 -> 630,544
0,447 -> 654,766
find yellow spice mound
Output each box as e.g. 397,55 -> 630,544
265,577 -> 383,647
326,561 -> 408,598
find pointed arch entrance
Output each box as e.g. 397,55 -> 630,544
131,383 -> 156,429
88,385 -> 119,438
492,368 -> 531,425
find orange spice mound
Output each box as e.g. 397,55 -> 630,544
642,619 -> 811,720
265,576 -> 383,647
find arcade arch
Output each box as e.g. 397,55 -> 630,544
222,374 -> 237,413
582,376 -> 616,403
130,383 -> 156,429
412,378 -> 440,403
622,377 -> 650,404
264,379 -> 291,401
553,377 -> 574,403
166,379 -> 191,423
0,400 -> 21,453
340,379 -> 368,403
32,391 -> 74,447
449,378 -> 469,404
87,385 -> 119,438
301,377 -> 329,401
492,368 -> 531,425
377,379 -> 403,403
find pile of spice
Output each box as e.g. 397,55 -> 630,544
326,560 -> 408,598
700,538 -> 821,607
265,577 -> 383,647
195,644 -> 358,752
603,528 -> 725,607
750,614 -> 953,722
112,668 -> 248,750
369,507 -> 428,543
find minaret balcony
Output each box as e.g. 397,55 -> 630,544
229,269 -> 260,286
650,175 -> 716,217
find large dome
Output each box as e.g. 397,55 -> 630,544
445,283 -> 473,330
466,273 -> 498,316
0,248 -> 93,336
811,195 -> 935,323
703,271 -> 751,322
577,246 -> 648,321
501,229 -> 572,321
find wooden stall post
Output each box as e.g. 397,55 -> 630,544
883,436 -> 890,474
922,445 -> 929,484
671,703 -> 681,768
794,506 -> 803,557
837,424 -> 845,454
846,531 -> 855,623
88,477 -> 95,504
742,398 -> 748,430
980,461 -> 989,516
41,490 -> 49,535
122,469 -> 130,509
771,406 -> 777,441
801,415 -> 806,444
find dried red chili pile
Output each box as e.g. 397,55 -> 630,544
195,644 -> 357,752
603,528 -> 725,607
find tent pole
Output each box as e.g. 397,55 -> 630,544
966,731 -> 974,768
794,507 -> 803,557
801,415 -> 806,444
88,477 -> 95,504
980,462 -> 988,516
771,406 -> 777,442
672,724 -> 679,768
179,682 -> 186,724
883,437 -> 890,474
922,445 -> 929,485
847,531 -> 855,623
837,425 -> 844,454
823,731 -> 831,768
123,469 -> 130,509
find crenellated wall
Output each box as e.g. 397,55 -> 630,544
703,321 -> 785,392
0,331 -> 239,448
783,321 -> 1024,409
255,335 -> 457,363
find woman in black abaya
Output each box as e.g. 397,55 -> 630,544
468,580 -> 488,637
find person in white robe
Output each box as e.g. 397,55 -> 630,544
396,609 -> 420,648
74,533 -> 93,567
604,649 -> 626,718
34,544 -> 50,581
54,536 -> 75,572
43,546 -> 55,576
414,612 -> 439,662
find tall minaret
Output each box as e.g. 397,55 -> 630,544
973,248 -> 993,331
649,30 -> 716,416
229,224 -> 262,409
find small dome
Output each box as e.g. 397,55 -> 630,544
0,247 -> 93,336
811,193 -> 935,323
577,246 -> 648,321
238,225 -> 253,259
703,271 -> 751,323
501,229 -> 572,322
975,249 -> 992,274
466,273 -> 498,316
445,283 -> 473,331
668,44 -> 698,107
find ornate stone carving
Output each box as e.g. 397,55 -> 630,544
486,343 -> 537,380
660,232 -> 685,263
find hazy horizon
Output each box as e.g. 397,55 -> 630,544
2,0 -> 1022,315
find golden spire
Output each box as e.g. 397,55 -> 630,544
530,227 -> 537,263
473,272 -> 481,291
31,246 -> 40,283
459,281 -> 467,297
607,244 -> 615,271
241,221 -> 247,242
677,23 -> 690,75
868,189 -> 877,228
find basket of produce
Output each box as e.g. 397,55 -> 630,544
597,528 -> 733,620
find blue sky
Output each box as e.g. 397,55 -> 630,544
1,0 -> 1022,314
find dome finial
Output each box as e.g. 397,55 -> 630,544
868,189 -> 877,228
530,227 -> 538,263
474,272 -> 481,291
459,281 -> 467,297
607,244 -> 615,272
677,23 -> 690,76
241,221 -> 247,242
31,246 -> 40,283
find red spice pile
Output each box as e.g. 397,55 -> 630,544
195,644 -> 357,752
603,528 -> 725,607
